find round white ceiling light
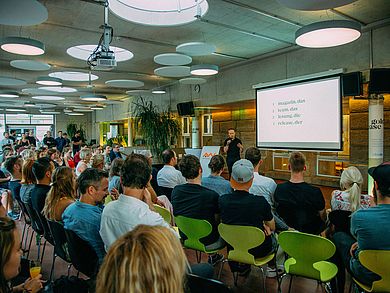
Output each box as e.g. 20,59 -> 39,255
40,110 -> 61,114
154,53 -> 192,66
80,94 -> 107,101
0,77 -> 27,86
109,0 -> 209,26
74,108 -> 93,112
49,71 -> 99,82
0,91 -> 19,98
0,0 -> 48,26
154,66 -> 191,78
176,42 -> 216,56
10,60 -> 50,71
190,64 -> 218,76
31,95 -> 65,101
34,103 -> 56,108
66,45 -> 134,62
276,0 -> 357,10
6,108 -> 26,112
179,77 -> 207,85
36,76 -> 62,86
0,37 -> 45,55
105,80 -> 145,88
152,89 -> 166,94
24,102 -> 36,107
38,86 -> 77,93
67,112 -> 84,116
126,89 -> 150,94
295,20 -> 361,48
91,105 -> 104,110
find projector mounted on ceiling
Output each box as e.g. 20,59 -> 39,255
88,0 -> 116,70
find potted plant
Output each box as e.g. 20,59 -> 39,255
133,97 -> 181,159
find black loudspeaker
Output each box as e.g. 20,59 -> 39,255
177,101 -> 195,116
342,72 -> 362,96
369,68 -> 390,94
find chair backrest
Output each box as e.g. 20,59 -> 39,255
47,220 -> 71,262
358,250 -> 390,292
278,231 -> 336,280
35,210 -> 54,245
218,223 -> 265,264
153,204 -> 171,224
186,273 -> 232,293
15,198 -> 30,222
24,201 -> 44,235
175,215 -> 212,252
157,186 -> 173,200
328,210 -> 352,233
64,228 -> 99,278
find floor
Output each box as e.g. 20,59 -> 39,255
17,220 -> 351,293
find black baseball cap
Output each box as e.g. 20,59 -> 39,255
368,162 -> 390,195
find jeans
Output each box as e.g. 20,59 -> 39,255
332,232 -> 380,292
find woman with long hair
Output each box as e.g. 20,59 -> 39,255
331,166 -> 370,212
62,147 -> 75,169
0,217 -> 43,293
43,166 -> 76,221
20,159 -> 36,205
96,225 -> 187,293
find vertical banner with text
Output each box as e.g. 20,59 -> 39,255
200,146 -> 221,177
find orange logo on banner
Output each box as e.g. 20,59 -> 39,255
202,152 -> 218,158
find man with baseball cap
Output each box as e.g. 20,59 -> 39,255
332,162 -> 390,292
219,159 -> 276,276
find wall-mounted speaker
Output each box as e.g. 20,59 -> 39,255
342,71 -> 362,96
177,101 -> 195,116
369,68 -> 390,94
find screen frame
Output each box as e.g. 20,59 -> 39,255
255,73 -> 343,151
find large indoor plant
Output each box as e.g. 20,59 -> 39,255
133,97 -> 181,159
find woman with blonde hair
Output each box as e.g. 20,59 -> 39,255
43,166 -> 76,221
331,166 -> 370,212
75,148 -> 91,176
96,225 -> 187,293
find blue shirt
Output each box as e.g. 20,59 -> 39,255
62,201 -> 106,263
202,175 -> 232,196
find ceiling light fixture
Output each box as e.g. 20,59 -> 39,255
67,45 -> 133,62
152,89 -> 166,94
38,86 -> 77,93
80,94 -> 107,102
91,106 -> 104,110
295,20 -> 361,48
0,91 -> 19,98
31,95 -> 65,101
0,37 -> 45,55
24,102 -> 36,107
67,112 -> 84,116
6,108 -> 26,112
109,0 -> 209,26
190,64 -> 219,76
36,76 -> 63,86
49,71 -> 98,82
40,110 -> 61,114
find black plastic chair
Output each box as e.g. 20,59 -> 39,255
157,186 -> 173,200
64,228 -> 99,279
47,220 -> 72,280
186,274 -> 232,293
24,201 -> 45,260
328,210 -> 352,234
15,198 -> 32,252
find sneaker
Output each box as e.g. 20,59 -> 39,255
266,265 -> 285,278
208,253 -> 224,266
7,211 -> 20,220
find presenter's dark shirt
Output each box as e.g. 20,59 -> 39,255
219,190 -> 273,257
31,184 -> 51,214
172,183 -> 220,246
274,181 -> 325,234
223,137 -> 242,161
71,136 -> 82,152
43,137 -> 56,149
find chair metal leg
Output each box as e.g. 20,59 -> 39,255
67,264 -> 72,277
278,273 -> 287,293
288,275 -> 294,293
49,251 -> 56,281
23,226 -> 31,254
26,230 -> 35,259
217,259 -> 228,279
36,235 -> 41,261
233,272 -> 239,286
21,222 -> 27,248
260,266 -> 267,293
195,251 -> 202,263
40,240 -> 47,263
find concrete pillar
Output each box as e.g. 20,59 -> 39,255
191,115 -> 201,148
368,95 -> 384,195
127,117 -> 133,147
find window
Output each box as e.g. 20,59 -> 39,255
30,115 -> 54,124
317,156 -> 350,178
182,117 -> 190,136
273,152 -> 290,172
202,114 -> 212,136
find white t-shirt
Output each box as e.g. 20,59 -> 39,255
157,165 -> 186,189
249,172 -> 277,206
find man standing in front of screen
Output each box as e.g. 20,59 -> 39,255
223,128 -> 243,177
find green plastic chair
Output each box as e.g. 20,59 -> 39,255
153,204 -> 171,224
278,231 -> 338,293
218,223 -> 275,290
175,215 -> 224,262
353,250 -> 390,292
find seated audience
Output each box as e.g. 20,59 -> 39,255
96,225 -> 187,293
73,143 -> 87,165
62,146 -> 75,169
31,157 -> 54,214
332,162 -> 390,292
18,133 -> 30,147
100,154 -> 172,250
20,159 -> 36,206
43,166 -> 76,221
91,154 -> 104,170
274,151 -> 326,234
219,159 -> 276,275
63,168 -> 108,263
109,144 -> 122,162
103,145 -> 112,170
0,217 -> 43,293
172,155 -> 224,263
245,147 -> 289,231
108,158 -> 124,194
202,154 -> 232,196
20,149 -> 36,161
157,149 -> 186,198
4,156 -> 23,220
75,148 -> 92,177
331,166 -> 370,212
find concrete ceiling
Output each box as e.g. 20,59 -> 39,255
0,0 -> 389,113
